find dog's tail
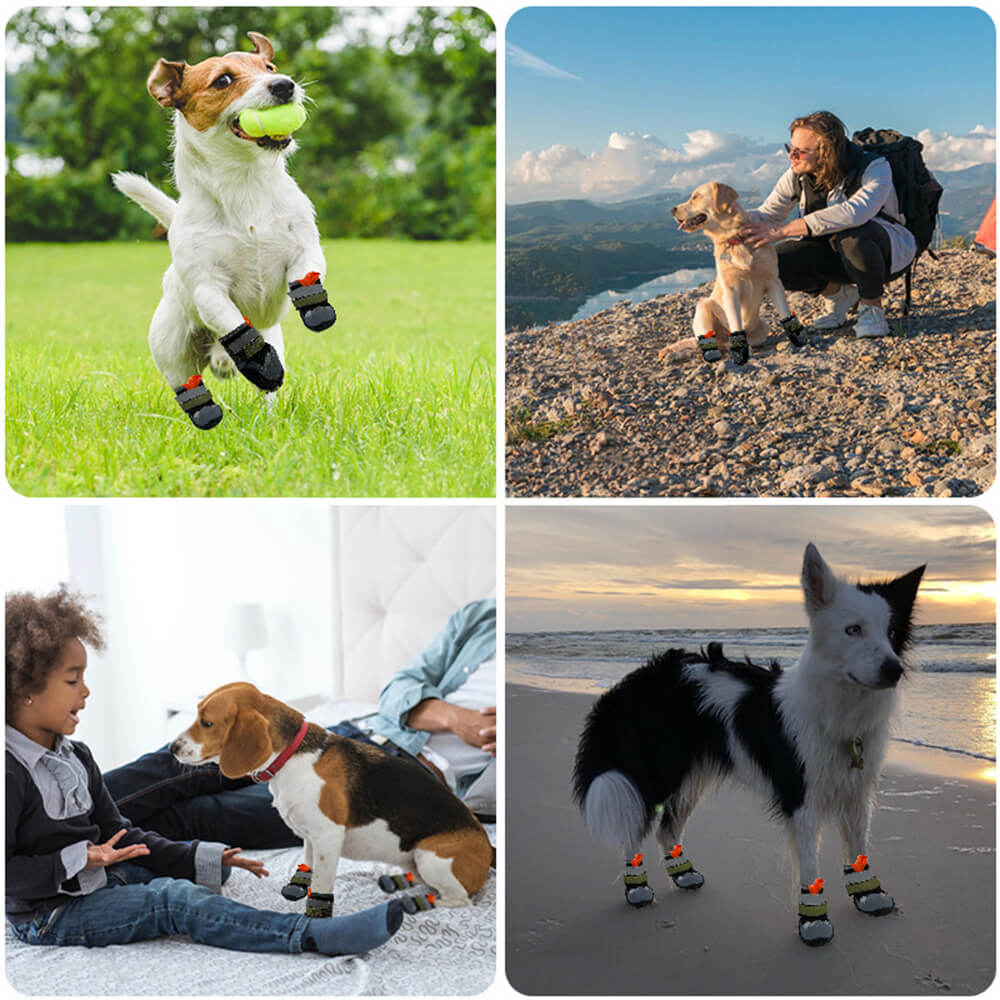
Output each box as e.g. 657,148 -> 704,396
111,171 -> 176,229
579,769 -> 648,852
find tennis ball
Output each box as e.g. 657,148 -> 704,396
238,104 -> 308,139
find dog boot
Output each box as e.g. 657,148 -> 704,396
379,872 -> 417,894
302,899 -> 404,955
289,272 -> 337,331
780,312 -> 810,347
844,855 -> 895,916
281,864 -> 312,901
663,844 -> 705,890
798,878 -> 834,946
697,331 -> 722,364
305,889 -> 334,918
219,320 -> 284,391
400,893 -> 437,915
174,375 -> 223,430
623,853 -> 655,907
729,330 -> 750,365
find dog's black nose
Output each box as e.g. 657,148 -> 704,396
879,658 -> 904,687
269,77 -> 295,103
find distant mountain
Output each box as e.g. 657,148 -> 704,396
935,164 -> 996,238
505,167 -> 994,330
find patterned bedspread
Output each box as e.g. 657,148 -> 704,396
5,838 -> 496,995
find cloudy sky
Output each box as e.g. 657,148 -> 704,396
506,505 -> 996,631
506,7 -> 996,203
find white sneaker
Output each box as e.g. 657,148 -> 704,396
852,303 -> 890,338
811,284 -> 860,330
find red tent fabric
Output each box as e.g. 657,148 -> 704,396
974,197 -> 996,254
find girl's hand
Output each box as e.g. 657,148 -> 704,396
739,221 -> 782,249
223,847 -> 269,878
85,828 -> 150,868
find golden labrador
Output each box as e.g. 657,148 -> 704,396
659,182 -> 807,365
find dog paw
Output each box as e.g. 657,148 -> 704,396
208,344 -> 236,379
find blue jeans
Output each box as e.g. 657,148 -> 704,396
10,862 -> 309,952
103,722 -> 386,848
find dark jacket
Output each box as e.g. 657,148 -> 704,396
6,739 -> 207,924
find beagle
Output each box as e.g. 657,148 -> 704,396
170,683 -> 494,912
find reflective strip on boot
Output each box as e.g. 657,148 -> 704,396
698,332 -> 722,363
780,312 -> 809,346
663,845 -> 704,889
304,890 -> 334,917
729,330 -> 749,365
290,283 -> 330,309
379,872 -> 416,894
175,377 -> 213,413
623,853 -> 655,906
844,857 -> 894,914
219,322 -> 266,363
400,893 -> 437,914
798,880 -> 834,946
798,879 -> 828,919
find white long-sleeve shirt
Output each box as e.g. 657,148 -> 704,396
750,158 -> 917,274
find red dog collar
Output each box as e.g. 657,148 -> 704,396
251,719 -> 310,782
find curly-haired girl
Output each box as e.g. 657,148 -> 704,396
6,586 -> 403,955
738,110 -> 917,341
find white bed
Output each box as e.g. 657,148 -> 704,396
6,507 -> 498,995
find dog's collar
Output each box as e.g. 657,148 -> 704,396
251,719 -> 310,782
718,234 -> 747,262
848,736 -> 865,770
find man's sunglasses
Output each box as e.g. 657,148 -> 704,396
784,143 -> 818,160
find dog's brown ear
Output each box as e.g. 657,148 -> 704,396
219,708 -> 272,778
247,32 -> 274,62
147,59 -> 187,107
712,183 -> 740,216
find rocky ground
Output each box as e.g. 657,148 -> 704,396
505,249 -> 995,497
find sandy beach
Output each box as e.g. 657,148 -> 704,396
505,684 -> 995,995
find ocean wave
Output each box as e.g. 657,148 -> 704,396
892,737 -> 995,763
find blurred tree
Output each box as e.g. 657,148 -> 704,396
6,5 -> 494,241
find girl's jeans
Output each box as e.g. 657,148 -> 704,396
10,862 -> 309,952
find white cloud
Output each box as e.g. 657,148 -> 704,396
507,129 -> 784,203
507,43 -> 582,82
917,126 -> 996,173
508,127 -> 997,203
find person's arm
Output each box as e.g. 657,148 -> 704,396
406,700 -> 497,755
745,167 -> 800,226
83,746 -> 227,889
798,158 -> 894,236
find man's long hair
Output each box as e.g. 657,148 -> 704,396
789,110 -> 848,191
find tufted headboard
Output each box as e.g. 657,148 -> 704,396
330,506 -> 496,703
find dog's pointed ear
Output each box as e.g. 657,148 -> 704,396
219,707 -> 272,778
801,542 -> 838,612
885,563 -> 926,634
712,183 -> 740,215
247,32 -> 274,62
147,59 -> 187,108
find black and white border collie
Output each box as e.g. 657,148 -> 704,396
572,543 -> 924,946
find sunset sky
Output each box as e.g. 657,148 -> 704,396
506,505 -> 996,631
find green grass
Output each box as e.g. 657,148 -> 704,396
6,240 -> 496,497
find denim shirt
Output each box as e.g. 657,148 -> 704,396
372,599 -> 496,757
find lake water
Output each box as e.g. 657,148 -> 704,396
569,266 -> 715,323
507,622 -> 996,761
